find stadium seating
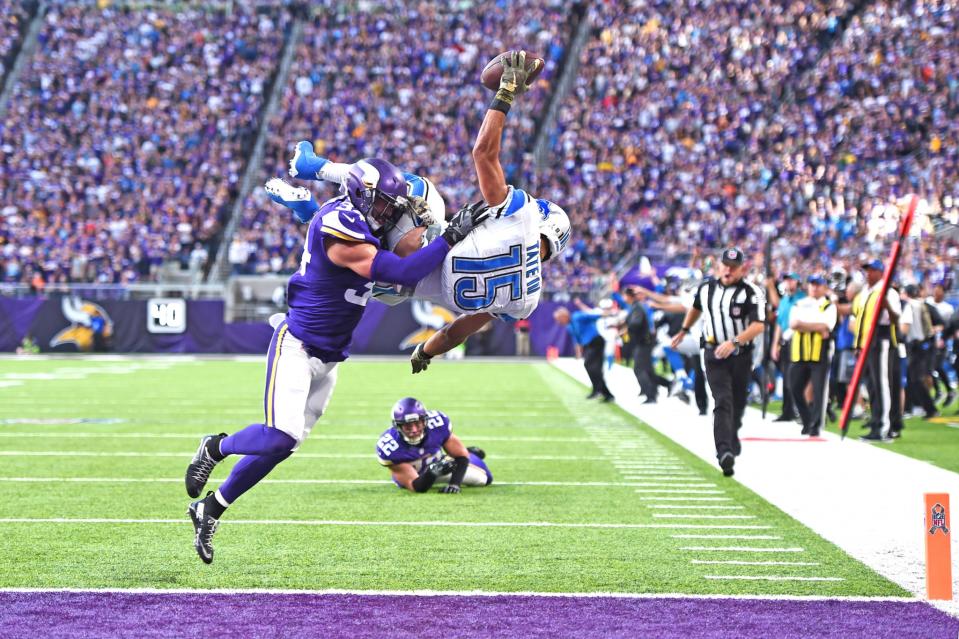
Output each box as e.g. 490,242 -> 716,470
1,0 -> 957,291
232,0 -> 578,276
0,3 -> 289,285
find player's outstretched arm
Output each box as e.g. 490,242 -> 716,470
327,203 -> 490,285
411,312 -> 494,373
472,51 -> 539,206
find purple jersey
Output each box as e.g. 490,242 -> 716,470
375,410 -> 452,472
285,196 -> 380,362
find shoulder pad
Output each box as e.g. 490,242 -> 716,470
319,200 -> 379,247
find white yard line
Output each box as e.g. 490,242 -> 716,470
639,497 -> 733,502
691,560 -> 818,566
634,489 -> 727,494
704,575 -> 843,582
673,535 -> 781,540
0,477 -> 698,489
680,546 -> 805,552
649,505 -> 745,510
0,517 -> 773,530
0,434 -> 596,444
653,514 -> 755,519
552,359 -> 959,617
0,586 -> 920,602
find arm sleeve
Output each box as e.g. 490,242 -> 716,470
692,283 -> 705,311
370,238 -> 450,287
318,161 -> 352,185
447,456 -> 470,487
611,292 -> 627,308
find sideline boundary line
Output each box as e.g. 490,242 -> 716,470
0,586 -> 921,603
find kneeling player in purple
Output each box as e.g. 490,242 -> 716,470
377,397 -> 492,493
183,160 -> 490,563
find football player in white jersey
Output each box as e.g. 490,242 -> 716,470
269,52 -> 571,373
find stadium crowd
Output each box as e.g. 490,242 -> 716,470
0,0 -> 957,300
231,0 -> 579,276
0,1 -> 36,89
0,3 -> 290,286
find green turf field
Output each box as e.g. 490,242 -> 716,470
761,397 -> 959,475
0,357 -> 906,596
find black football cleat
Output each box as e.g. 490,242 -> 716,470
188,493 -> 220,564
719,452 -> 735,477
185,434 -> 225,498
467,446 -> 486,460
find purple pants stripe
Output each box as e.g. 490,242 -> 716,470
1,592 -> 955,639
262,319 -> 288,428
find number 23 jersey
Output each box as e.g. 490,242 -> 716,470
413,186 -> 543,320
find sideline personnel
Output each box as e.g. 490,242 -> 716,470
788,274 -> 837,436
671,248 -> 765,477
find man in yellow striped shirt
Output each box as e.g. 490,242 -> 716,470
788,275 -> 838,436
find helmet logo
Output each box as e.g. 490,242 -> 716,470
537,199 -> 550,220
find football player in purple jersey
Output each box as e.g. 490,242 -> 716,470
183,160 -> 490,564
376,397 -> 492,493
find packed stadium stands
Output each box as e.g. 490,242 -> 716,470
231,0 -> 579,277
0,0 -> 958,292
0,2 -> 289,286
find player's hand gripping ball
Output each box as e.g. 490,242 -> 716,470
480,50 -> 545,93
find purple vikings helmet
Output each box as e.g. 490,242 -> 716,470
346,158 -> 409,236
391,396 -> 428,445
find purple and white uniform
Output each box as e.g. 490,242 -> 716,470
264,196 -> 379,445
375,410 -> 492,487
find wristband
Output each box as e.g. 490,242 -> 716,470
680,326 -> 691,332
489,97 -> 511,114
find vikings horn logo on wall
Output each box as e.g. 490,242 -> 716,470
50,296 -> 114,352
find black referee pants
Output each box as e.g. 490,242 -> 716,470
704,349 -> 752,459
583,336 -> 612,398
906,342 -> 935,415
632,341 -> 658,401
778,342 -> 796,418
864,338 -> 903,437
790,359 -> 830,435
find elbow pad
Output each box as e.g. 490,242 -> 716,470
370,238 -> 450,288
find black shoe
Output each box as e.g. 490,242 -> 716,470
185,434 -> 226,498
860,431 -> 893,442
642,398 -> 657,405
675,391 -> 690,404
808,428 -> 820,437
925,409 -> 939,419
800,426 -> 810,435
602,394 -> 615,403
699,408 -> 708,416
586,391 -> 600,400
467,446 -> 486,460
719,453 -> 735,477
826,406 -> 838,423
889,430 -> 902,439
773,415 -> 794,423
188,492 -> 220,564
732,441 -> 742,457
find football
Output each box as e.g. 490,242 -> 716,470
480,50 -> 545,92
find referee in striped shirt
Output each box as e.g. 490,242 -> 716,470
671,248 -> 766,477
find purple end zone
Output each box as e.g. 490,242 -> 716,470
2,592 -> 957,639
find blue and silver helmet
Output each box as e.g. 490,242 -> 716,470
391,396 -> 428,445
536,199 -> 571,261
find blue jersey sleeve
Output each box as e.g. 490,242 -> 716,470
318,197 -> 380,247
